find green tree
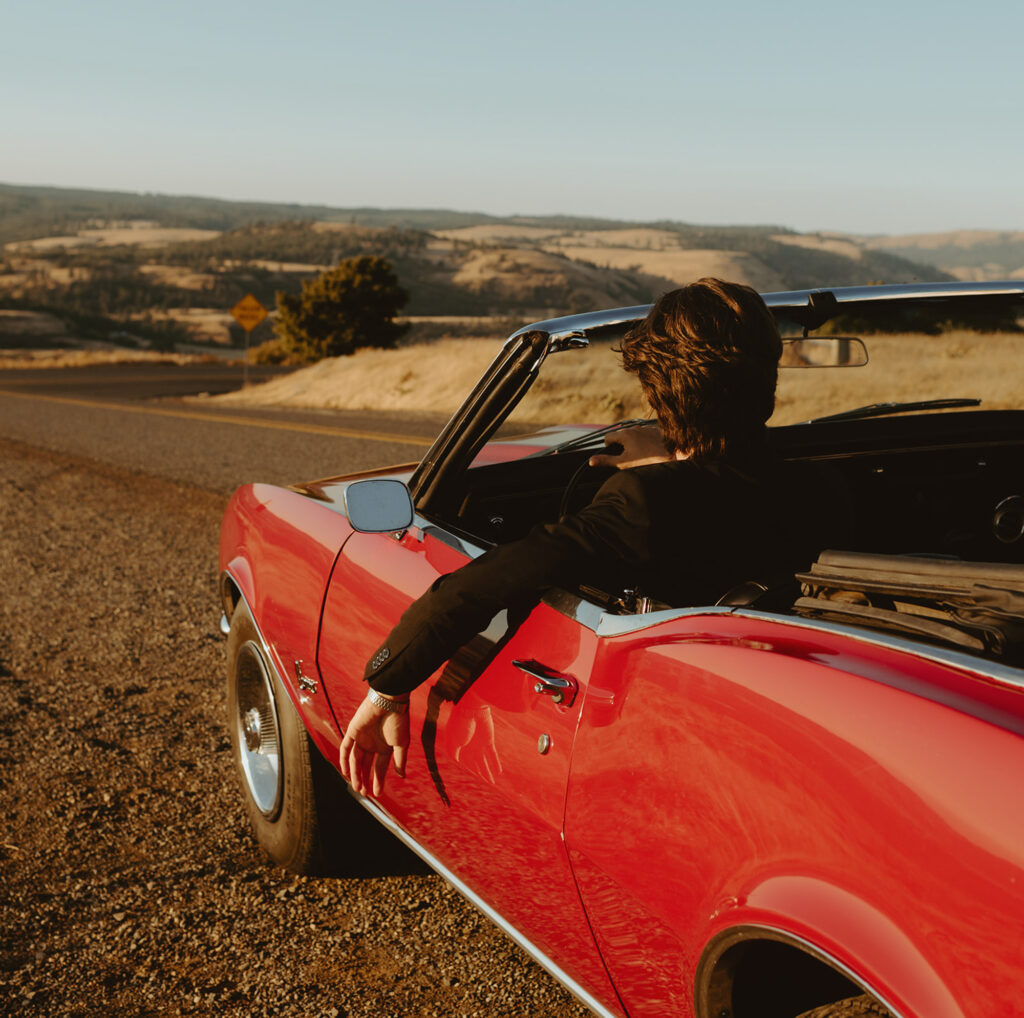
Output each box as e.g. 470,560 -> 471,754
266,255 -> 409,363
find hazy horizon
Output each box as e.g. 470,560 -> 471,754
5,178 -> 1020,242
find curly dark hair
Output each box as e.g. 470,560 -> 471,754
620,277 -> 782,463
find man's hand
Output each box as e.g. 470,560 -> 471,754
588,421 -> 673,469
339,693 -> 410,797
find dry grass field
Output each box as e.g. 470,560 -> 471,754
3,222 -> 220,252
772,330 -> 1024,424
438,224 -> 785,291
217,330 -> 1024,428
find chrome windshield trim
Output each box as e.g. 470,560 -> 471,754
763,279 -> 1024,310
352,794 -> 621,1018
502,281 -> 1024,348
733,608 -> 1024,692
505,304 -> 652,349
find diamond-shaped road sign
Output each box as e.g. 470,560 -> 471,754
230,294 -> 268,332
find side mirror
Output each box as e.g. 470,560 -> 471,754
781,336 -> 868,368
343,479 -> 414,534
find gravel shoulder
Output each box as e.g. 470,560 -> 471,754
0,439 -> 589,1018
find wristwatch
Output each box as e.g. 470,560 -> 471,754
367,687 -> 409,714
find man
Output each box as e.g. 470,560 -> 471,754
340,278 -> 836,795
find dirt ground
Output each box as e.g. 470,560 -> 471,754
0,440 -> 589,1018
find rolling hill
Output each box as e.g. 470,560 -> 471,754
5,181 -> 1013,353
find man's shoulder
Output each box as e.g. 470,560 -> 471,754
595,460 -> 692,498
628,459 -> 710,491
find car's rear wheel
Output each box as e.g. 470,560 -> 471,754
795,994 -> 894,1017
227,601 -> 333,874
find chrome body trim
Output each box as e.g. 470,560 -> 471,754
597,605 -> 736,637
219,612 -> 231,637
541,587 -> 738,636
696,923 -> 907,1018
541,587 -> 607,631
351,792 -> 621,1018
221,578 -> 290,692
544,588 -> 1024,692
761,926 -> 907,1018
733,608 -> 1024,692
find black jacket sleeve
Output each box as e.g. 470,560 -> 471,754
364,469 -> 653,696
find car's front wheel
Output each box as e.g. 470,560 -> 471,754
226,601 -> 335,874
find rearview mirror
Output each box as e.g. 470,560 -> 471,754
343,479 -> 414,533
781,336 -> 868,368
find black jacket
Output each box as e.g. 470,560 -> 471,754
366,455 -> 844,696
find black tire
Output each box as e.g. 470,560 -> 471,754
226,601 -> 331,874
795,994 -> 895,1018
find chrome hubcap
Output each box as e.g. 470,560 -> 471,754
243,708 -> 262,751
235,641 -> 283,818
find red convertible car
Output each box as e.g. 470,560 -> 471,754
219,281 -> 1024,1018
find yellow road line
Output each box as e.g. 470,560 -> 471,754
0,389 -> 435,447
0,374 -> 242,387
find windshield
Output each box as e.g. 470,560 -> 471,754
507,336 -> 647,431
773,329 -> 1024,425
500,326 -> 1024,437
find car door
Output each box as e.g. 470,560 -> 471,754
317,521 -> 623,1013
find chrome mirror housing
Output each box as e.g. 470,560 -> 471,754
343,479 -> 414,534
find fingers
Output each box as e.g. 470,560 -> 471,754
340,699 -> 411,797
588,429 -> 630,468
591,422 -> 670,470
357,745 -> 375,797
349,743 -> 367,795
372,750 -> 392,797
393,742 -> 408,779
588,443 -> 623,469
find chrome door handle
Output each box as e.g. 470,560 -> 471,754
513,659 -> 578,707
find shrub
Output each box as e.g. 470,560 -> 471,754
271,255 -> 409,362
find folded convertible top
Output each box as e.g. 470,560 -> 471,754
795,550 -> 1024,661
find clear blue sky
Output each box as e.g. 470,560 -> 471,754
2,0 -> 1021,235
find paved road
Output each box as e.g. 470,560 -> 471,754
0,361 -> 286,399
0,363 -> 448,494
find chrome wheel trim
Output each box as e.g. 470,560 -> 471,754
234,639 -> 283,818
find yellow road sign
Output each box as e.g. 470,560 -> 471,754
231,294 -> 268,332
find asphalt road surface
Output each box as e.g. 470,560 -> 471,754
0,362 -> 448,493
0,365 -> 590,1018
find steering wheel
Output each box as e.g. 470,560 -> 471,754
558,445 -> 622,521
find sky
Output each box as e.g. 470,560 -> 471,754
2,0 -> 1022,235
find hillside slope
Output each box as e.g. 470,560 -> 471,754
0,183 -> 966,351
